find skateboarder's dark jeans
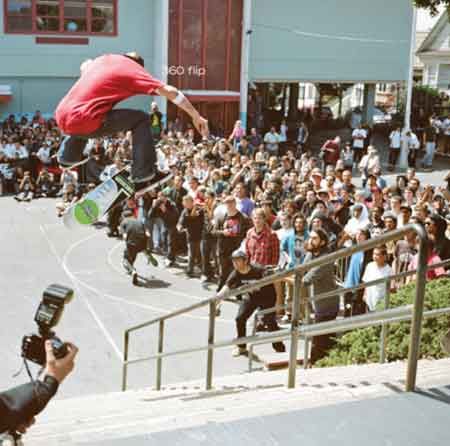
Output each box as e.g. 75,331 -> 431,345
124,239 -> 146,267
58,109 -> 156,182
235,292 -> 283,351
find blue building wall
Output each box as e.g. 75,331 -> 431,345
250,0 -> 413,82
0,0 -> 160,118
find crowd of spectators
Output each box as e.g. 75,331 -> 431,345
2,111 -> 450,330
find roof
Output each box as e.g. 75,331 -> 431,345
417,12 -> 449,54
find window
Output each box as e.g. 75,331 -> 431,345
4,0 -> 117,35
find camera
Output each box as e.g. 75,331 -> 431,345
21,284 -> 74,366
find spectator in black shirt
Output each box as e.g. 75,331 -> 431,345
177,195 -> 204,277
217,249 -> 285,357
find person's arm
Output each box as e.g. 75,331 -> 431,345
156,85 -> 209,137
0,341 -> 77,434
270,232 -> 280,266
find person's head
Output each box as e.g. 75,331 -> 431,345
310,169 -> 322,185
224,195 -> 237,214
306,190 -> 316,204
356,228 -> 371,243
432,195 -> 445,211
189,176 -> 199,191
383,213 -> 397,231
307,229 -> 329,253
406,168 -> 416,181
124,51 -> 145,67
311,215 -> 324,232
231,249 -> 249,272
174,175 -> 183,189
395,175 -> 407,189
367,145 -> 377,157
390,195 -> 402,211
182,194 -> 194,210
371,206 -> 384,222
373,245 -> 387,267
294,214 -> 306,233
352,204 -> 364,220
409,177 -> 420,192
425,214 -> 446,237
342,169 -> 352,185
279,211 -> 292,229
252,207 -> 267,231
400,204 -> 412,224
314,200 -> 328,214
234,182 -> 247,199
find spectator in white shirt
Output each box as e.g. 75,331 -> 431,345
388,126 -> 402,170
351,124 -> 367,165
36,142 -> 52,166
403,130 -> 420,168
264,126 -> 281,157
362,245 -> 393,311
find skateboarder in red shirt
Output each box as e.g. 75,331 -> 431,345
55,52 -> 208,189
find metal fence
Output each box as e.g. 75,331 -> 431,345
121,224 -> 446,393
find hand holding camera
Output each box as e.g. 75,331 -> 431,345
44,340 -> 78,384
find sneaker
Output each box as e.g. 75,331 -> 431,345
200,275 -> 208,283
165,259 -> 175,267
123,259 -> 133,275
145,251 -> 159,267
132,271 -> 139,286
232,347 -> 248,357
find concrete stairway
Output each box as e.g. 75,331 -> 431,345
26,358 -> 450,445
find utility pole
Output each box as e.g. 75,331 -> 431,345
400,6 -> 417,170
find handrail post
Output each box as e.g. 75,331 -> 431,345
380,279 -> 391,364
288,272 -> 302,388
248,313 -> 258,373
406,226 -> 428,391
122,331 -> 129,391
206,299 -> 216,390
303,286 -> 310,370
156,320 -> 164,390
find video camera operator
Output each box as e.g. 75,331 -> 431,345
0,340 -> 78,437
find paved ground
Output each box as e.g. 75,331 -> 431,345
0,197 -> 284,399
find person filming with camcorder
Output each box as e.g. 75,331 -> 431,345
0,284 -> 78,445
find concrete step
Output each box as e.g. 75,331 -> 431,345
26,358 -> 450,445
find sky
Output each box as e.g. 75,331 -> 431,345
416,6 -> 444,32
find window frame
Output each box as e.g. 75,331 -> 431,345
4,0 -> 118,36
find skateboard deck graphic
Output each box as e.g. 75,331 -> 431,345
63,168 -> 173,229
63,168 -> 134,229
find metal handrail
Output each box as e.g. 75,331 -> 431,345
122,224 -> 429,393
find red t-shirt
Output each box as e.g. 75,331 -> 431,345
55,54 -> 164,135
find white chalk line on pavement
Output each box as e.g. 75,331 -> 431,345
57,229 -> 233,325
40,226 -> 123,361
106,241 -> 213,302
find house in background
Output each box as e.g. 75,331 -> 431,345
417,13 -> 450,94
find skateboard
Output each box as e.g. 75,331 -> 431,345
63,167 -> 173,229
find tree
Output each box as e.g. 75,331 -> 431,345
414,0 -> 450,15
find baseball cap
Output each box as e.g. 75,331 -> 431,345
231,249 -> 248,260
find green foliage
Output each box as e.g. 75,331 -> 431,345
316,278 -> 450,367
414,85 -> 440,98
414,0 -> 450,16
